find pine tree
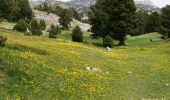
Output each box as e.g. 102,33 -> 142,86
49,24 -> 61,38
53,6 -> 64,15
29,19 -> 42,36
90,0 -> 136,46
145,12 -> 161,33
18,0 -> 33,21
160,5 -> 170,38
39,20 -> 46,30
0,0 -> 32,21
0,0 -> 20,21
59,9 -> 72,30
72,26 -> 83,42
132,11 -> 148,36
13,19 -> 28,32
69,8 -> 81,21
43,3 -> 52,13
103,35 -> 114,47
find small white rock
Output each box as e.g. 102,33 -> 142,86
86,67 -> 91,71
127,71 -> 133,74
92,68 -> 101,72
165,84 -> 169,86
86,67 -> 101,72
106,47 -> 112,52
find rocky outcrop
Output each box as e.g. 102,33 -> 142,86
33,10 -> 91,31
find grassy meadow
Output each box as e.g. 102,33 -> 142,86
0,22 -> 170,99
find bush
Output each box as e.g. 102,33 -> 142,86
103,35 -> 115,47
13,19 -> 28,32
49,24 -> 61,38
29,19 -> 42,36
72,26 -> 83,42
0,35 -> 7,47
0,18 -> 2,23
39,20 -> 46,30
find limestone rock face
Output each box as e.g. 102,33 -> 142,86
33,10 -> 91,31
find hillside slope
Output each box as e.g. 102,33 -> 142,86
33,10 -> 91,31
0,25 -> 170,99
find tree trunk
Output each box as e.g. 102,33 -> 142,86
118,39 -> 125,46
102,37 -> 105,46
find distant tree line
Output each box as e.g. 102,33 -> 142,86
35,3 -> 81,21
133,6 -> 170,39
89,0 -> 170,46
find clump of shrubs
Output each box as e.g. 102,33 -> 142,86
29,19 -> 42,36
0,35 -> 7,47
13,19 -> 28,32
72,26 -> 83,42
103,35 -> 115,47
39,20 -> 46,30
49,24 -> 61,38
0,18 -> 2,23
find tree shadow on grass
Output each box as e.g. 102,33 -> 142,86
83,41 -> 104,48
6,44 -> 49,55
91,43 -> 104,48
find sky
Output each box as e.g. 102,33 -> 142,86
151,0 -> 170,8
35,0 -> 170,8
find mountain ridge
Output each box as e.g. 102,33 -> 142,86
68,0 -> 160,12
29,0 -> 160,13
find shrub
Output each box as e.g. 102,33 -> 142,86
0,35 -> 7,47
49,24 -> 61,38
72,26 -> 83,42
0,18 -> 2,23
29,19 -> 42,36
103,35 -> 115,47
39,20 -> 46,30
13,19 -> 28,32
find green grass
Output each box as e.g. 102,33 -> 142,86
0,22 -> 16,30
0,22 -> 170,99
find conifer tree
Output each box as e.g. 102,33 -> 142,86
90,0 -> 136,45
160,5 -> 170,38
59,9 -> 72,30
72,26 -> 83,42
13,19 -> 28,32
49,24 -> 61,38
0,0 -> 32,21
29,19 -> 42,36
145,12 -> 161,33
0,0 -> 20,21
39,20 -> 46,30
18,0 -> 33,21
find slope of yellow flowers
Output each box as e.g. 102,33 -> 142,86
0,28 -> 170,99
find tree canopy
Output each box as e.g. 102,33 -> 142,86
90,0 -> 136,45
0,0 -> 32,21
145,12 -> 161,33
59,9 -> 72,30
160,5 -> 170,38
